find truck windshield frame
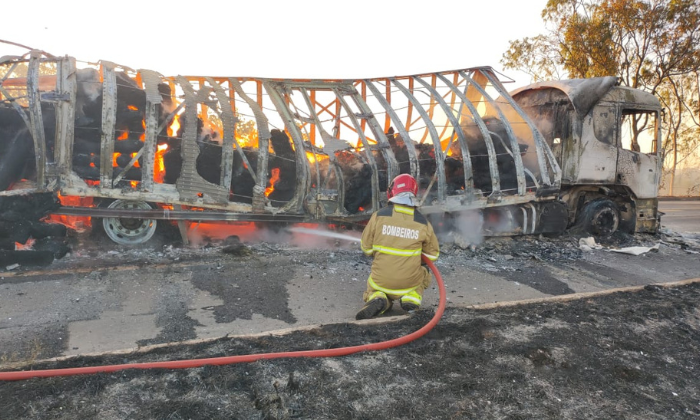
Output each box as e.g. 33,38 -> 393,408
620,109 -> 659,155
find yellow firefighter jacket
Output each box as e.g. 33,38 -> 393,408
360,203 -> 440,294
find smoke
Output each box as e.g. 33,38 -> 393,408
75,69 -> 101,121
432,210 -> 485,249
432,207 -> 524,248
452,210 -> 485,246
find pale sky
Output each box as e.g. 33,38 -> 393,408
1,0 -> 548,89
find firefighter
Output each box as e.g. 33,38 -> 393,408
356,174 -> 440,320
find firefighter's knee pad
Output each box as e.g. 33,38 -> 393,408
367,290 -> 388,302
399,290 -> 422,311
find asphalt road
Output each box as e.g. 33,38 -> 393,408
659,199 -> 700,233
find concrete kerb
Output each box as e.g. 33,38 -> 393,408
467,277 -> 700,310
658,196 -> 700,201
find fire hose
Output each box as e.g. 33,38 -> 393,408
0,256 -> 445,381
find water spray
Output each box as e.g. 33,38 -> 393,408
287,226 -> 362,243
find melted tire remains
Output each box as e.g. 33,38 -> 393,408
576,198 -> 620,236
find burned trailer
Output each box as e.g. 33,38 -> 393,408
510,77 -> 663,235
0,50 -> 657,246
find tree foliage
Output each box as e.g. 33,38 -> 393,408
502,0 -> 700,194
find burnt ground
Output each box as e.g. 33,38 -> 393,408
0,229 -> 700,419
0,280 -> 699,419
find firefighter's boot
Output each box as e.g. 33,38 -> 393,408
356,295 -> 389,320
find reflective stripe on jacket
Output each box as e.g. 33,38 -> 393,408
361,203 -> 440,292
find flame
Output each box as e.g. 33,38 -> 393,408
15,238 -> 35,251
140,119 -> 146,141
117,130 -> 129,140
113,153 -> 120,167
236,131 -> 259,149
306,151 -> 329,163
131,181 -> 139,188
167,115 -> 181,137
131,152 -> 140,168
128,105 -> 138,111
187,222 -> 258,244
154,143 -> 169,183
44,194 -> 93,231
186,221 -> 325,245
265,168 -> 280,196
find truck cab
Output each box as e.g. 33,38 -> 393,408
511,77 -> 662,234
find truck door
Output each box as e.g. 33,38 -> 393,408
615,108 -> 660,199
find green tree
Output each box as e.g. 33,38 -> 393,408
502,0 -> 700,195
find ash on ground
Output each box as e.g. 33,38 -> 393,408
1,278 -> 699,420
15,221 -> 691,273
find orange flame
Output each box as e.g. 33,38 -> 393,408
186,221 -> 326,245
155,143 -> 169,183
265,168 -> 280,196
187,222 -> 258,244
306,151 -> 329,163
167,115 -> 181,137
128,105 -> 138,111
44,194 -> 93,231
140,119 -> 146,141
15,238 -> 35,251
236,131 -> 259,149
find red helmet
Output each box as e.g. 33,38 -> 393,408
387,174 -> 418,199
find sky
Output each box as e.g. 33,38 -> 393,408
1,0 -> 549,89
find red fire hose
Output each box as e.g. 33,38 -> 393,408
0,257 -> 445,381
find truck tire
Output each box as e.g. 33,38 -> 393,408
574,198 -> 620,236
101,200 -> 158,245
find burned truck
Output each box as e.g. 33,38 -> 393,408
0,50 -> 662,246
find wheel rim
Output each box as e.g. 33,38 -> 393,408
591,206 -> 619,236
102,200 -> 157,245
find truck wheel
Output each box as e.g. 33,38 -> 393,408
102,200 -> 157,245
575,199 -> 620,236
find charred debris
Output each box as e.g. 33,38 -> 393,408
0,193 -> 69,267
